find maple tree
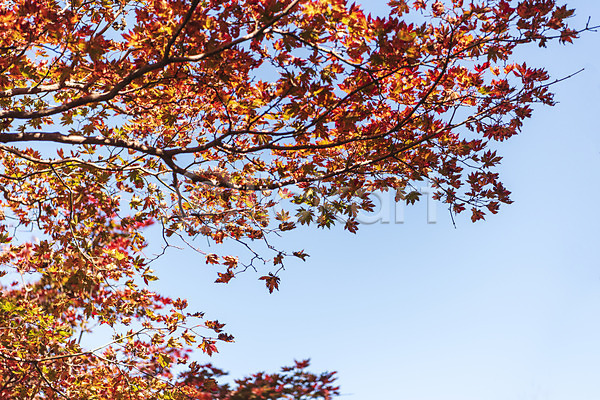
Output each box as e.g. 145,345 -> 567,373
0,0 -> 593,397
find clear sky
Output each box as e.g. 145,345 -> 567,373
150,1 -> 600,399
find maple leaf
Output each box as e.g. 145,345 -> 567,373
292,250 -> 309,261
205,320 -> 226,333
273,252 -> 285,265
206,254 -> 220,265
432,1 -> 444,16
222,255 -> 238,269
296,208 -> 314,225
215,271 -> 235,284
199,339 -> 218,356
158,353 -> 171,368
344,219 -> 359,233
471,208 -> 486,222
259,273 -> 281,293
405,191 -> 421,205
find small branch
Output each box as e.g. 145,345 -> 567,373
163,0 -> 201,59
34,364 -> 68,399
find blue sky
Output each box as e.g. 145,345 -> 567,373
151,1 -> 600,399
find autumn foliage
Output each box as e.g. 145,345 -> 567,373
0,0 -> 589,397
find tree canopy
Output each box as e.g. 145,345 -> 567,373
0,0 -> 592,398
